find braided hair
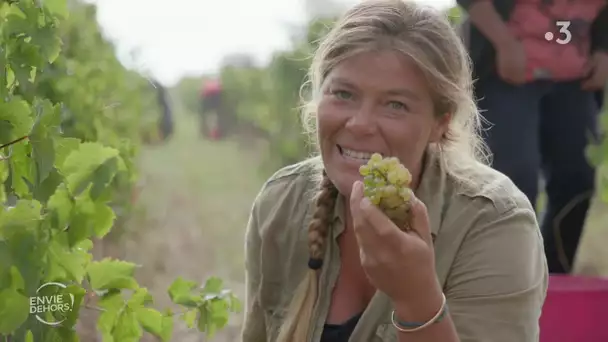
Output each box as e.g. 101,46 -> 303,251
275,170 -> 338,342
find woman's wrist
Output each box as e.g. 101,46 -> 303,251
392,279 -> 444,324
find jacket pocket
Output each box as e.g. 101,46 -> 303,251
260,281 -> 287,340
374,323 -> 398,342
264,306 -> 286,341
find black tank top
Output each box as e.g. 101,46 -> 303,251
320,313 -> 363,342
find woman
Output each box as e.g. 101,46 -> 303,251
242,1 -> 548,341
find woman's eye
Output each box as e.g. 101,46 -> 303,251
332,90 -> 353,100
388,101 -> 408,111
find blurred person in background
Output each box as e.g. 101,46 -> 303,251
456,0 -> 608,274
199,79 -> 223,140
242,1 -> 547,342
153,80 -> 174,141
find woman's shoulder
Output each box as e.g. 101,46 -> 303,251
251,157 -> 322,233
447,160 -> 534,215
258,156 -> 321,202
435,160 -> 540,250
264,156 -> 321,188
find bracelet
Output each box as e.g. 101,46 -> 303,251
391,293 -> 448,333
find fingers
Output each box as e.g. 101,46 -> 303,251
581,80 -> 595,91
581,61 -> 599,90
499,69 -> 526,85
497,58 -> 526,85
581,56 -> 608,91
582,59 -> 595,78
349,181 -> 365,228
581,74 -> 602,91
581,70 -> 605,91
358,194 -> 399,238
408,196 -> 433,246
349,181 -> 373,245
350,181 -> 400,250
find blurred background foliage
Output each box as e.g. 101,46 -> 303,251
172,7 -> 469,174
173,17 -> 337,173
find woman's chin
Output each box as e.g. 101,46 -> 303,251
322,148 -> 365,196
328,170 -> 360,197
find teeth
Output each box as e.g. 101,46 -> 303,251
342,148 -> 376,160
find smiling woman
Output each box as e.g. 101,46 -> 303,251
241,1 -> 548,342
317,50 -> 448,196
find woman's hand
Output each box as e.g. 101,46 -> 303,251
582,51 -> 608,91
349,181 -> 443,318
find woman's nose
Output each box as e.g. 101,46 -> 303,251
345,103 -> 378,136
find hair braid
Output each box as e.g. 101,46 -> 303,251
276,170 -> 338,342
308,170 -> 338,265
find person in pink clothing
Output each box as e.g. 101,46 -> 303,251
457,0 -> 608,274
199,79 -> 223,139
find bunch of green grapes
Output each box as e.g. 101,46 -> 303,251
359,153 -> 413,230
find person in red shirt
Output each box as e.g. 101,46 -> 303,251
199,79 -> 222,139
457,0 -> 608,274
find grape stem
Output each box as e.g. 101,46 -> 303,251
0,135 -> 28,149
376,170 -> 390,186
0,136 -> 29,161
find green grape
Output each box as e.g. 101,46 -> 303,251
360,164 -> 371,176
384,185 -> 397,196
387,170 -> 399,184
370,153 -> 383,163
358,153 -> 413,231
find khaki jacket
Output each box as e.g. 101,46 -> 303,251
242,150 -> 548,342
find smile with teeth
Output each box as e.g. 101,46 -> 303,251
339,145 -> 382,161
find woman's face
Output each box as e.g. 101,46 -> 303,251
317,50 -> 450,197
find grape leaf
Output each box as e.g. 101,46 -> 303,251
182,309 -> 197,328
30,136 -> 55,185
92,202 -> 116,238
86,258 -> 139,291
89,157 -> 120,200
0,288 -> 29,334
34,26 -> 63,63
8,142 -> 34,196
57,142 -> 120,195
0,98 -> 33,140
135,307 -> 164,337
202,276 -> 224,294
160,313 -> 174,342
43,0 -> 68,18
168,277 -> 200,308
47,184 -> 73,229
53,137 -> 80,169
0,200 -> 42,238
46,236 -> 91,283
9,266 -> 25,291
98,291 -> 126,339
32,167 -> 63,203
112,308 -> 143,342
127,288 -> 153,308
25,330 -> 34,342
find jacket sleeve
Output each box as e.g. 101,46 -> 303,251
241,196 -> 268,341
591,4 -> 608,52
446,202 -> 548,342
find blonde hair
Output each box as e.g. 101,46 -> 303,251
276,1 -> 488,341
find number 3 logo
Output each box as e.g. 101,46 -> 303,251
555,21 -> 572,45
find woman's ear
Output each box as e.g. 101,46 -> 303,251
430,113 -> 451,143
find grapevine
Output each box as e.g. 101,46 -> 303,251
0,1 -> 239,341
359,153 -> 413,230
